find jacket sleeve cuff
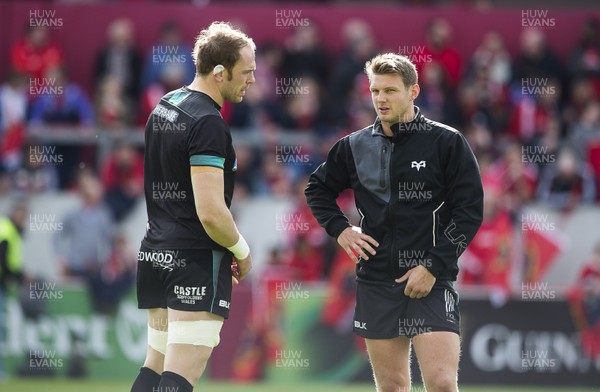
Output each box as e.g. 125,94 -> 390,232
328,217 -> 351,239
425,253 -> 446,277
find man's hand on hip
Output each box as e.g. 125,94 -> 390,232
337,226 -> 379,264
395,265 -> 436,299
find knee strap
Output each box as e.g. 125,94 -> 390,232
147,325 -> 168,355
168,320 -> 223,348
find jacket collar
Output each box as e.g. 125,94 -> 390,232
371,106 -> 425,138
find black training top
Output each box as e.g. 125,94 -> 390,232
142,86 -> 236,250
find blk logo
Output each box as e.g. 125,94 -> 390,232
219,300 -> 230,309
354,321 -> 367,330
411,161 -> 426,171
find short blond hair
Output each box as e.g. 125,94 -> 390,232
364,53 -> 418,88
192,21 -> 256,77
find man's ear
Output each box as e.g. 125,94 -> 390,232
410,84 -> 421,101
213,64 -> 225,82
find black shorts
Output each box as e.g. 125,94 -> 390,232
136,245 -> 233,319
353,280 -> 460,339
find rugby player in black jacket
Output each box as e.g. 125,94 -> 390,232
306,53 -> 483,392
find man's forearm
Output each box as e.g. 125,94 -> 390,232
198,206 -> 241,249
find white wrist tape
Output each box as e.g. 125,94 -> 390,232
227,235 -> 250,259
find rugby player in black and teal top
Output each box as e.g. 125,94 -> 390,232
131,22 -> 255,392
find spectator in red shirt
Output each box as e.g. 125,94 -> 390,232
506,79 -> 561,143
460,177 -> 513,304
0,70 -> 28,173
417,18 -> 463,89
10,25 -> 63,80
488,141 -> 538,217
100,141 -> 143,221
137,63 -> 186,126
568,243 -> 600,358
287,234 -> 324,281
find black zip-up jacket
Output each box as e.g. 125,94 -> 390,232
305,107 -> 483,284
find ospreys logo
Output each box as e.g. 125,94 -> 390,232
411,160 -> 426,171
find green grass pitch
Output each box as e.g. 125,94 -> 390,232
1,380 -> 598,392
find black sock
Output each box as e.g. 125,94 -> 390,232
131,366 -> 161,392
157,371 -> 194,392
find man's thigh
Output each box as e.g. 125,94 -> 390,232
412,331 -> 460,389
144,308 -> 168,372
365,336 -> 412,390
163,309 -> 225,385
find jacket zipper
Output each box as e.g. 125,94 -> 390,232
380,145 -> 387,188
389,141 -> 397,284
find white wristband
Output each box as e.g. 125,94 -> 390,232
227,234 -> 250,259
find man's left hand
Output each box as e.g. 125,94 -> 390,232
395,265 -> 436,299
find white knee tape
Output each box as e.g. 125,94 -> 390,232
168,320 -> 224,349
147,325 -> 168,355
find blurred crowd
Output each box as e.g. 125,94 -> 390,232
1,7 -> 600,381
1,15 -> 600,293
